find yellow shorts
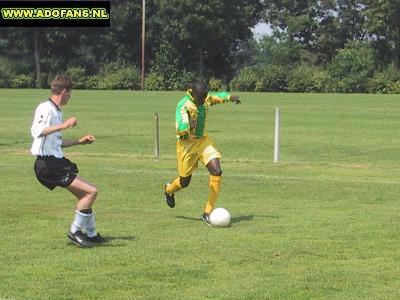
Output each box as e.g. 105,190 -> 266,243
176,135 -> 221,177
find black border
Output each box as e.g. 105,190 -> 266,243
0,1 -> 110,27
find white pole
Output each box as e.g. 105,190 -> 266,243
141,0 -> 145,90
154,112 -> 160,160
274,107 -> 280,163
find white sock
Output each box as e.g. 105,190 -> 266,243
70,210 -> 91,234
86,212 -> 98,238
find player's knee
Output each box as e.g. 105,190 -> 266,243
210,168 -> 222,176
180,176 -> 191,188
88,186 -> 98,199
215,170 -> 223,176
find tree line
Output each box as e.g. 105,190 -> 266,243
0,0 -> 400,93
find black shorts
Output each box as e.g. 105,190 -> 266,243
34,156 -> 79,190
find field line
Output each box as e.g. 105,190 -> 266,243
102,166 -> 400,186
2,149 -> 400,185
1,149 -> 396,169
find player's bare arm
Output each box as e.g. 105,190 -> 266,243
62,135 -> 95,148
40,116 -> 77,137
230,95 -> 241,104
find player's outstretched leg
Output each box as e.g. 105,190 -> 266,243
66,176 -> 105,247
202,159 -> 222,225
164,176 -> 191,208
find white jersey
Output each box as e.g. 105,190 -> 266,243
30,99 -> 64,158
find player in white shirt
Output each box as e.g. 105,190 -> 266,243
31,75 -> 105,248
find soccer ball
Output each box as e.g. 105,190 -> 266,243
209,208 -> 231,227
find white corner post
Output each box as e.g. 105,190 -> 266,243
141,0 -> 146,90
154,112 -> 160,160
274,107 -> 280,163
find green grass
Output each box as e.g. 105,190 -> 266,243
1,89 -> 400,299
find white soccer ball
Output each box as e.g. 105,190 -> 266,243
209,208 -> 231,227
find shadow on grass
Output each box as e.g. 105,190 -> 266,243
207,130 -> 221,133
255,214 -> 279,218
231,214 -> 278,223
231,215 -> 254,223
106,236 -> 137,242
176,215 -> 202,222
98,236 -> 137,248
67,235 -> 137,248
176,214 -> 279,224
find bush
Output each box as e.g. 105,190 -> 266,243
97,63 -> 141,90
66,66 -> 88,89
230,67 -> 258,91
287,64 -> 331,92
145,69 -> 194,91
145,72 -> 165,91
11,74 -> 34,88
0,57 -> 16,88
208,77 -> 222,91
386,81 -> 400,94
36,73 -> 52,89
328,41 -> 375,93
313,69 -> 334,92
255,65 -> 287,92
85,76 -> 99,90
367,64 -> 400,93
173,70 -> 194,91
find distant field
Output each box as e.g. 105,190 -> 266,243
1,89 -> 400,299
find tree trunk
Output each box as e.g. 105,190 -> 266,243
395,35 -> 400,68
198,47 -> 204,79
33,28 -> 41,88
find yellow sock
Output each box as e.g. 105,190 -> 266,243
204,175 -> 221,214
166,177 -> 182,195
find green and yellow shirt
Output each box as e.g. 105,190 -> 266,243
175,89 -> 231,139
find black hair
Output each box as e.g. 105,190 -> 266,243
192,81 -> 208,95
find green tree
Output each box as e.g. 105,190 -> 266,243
0,1 -> 143,87
254,32 -> 305,66
363,0 -> 400,66
328,41 -> 375,92
150,0 -> 263,80
263,0 -> 367,64
263,0 -> 317,44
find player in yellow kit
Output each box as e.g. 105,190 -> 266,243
164,81 -> 240,226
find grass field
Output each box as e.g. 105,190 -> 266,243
1,89 -> 400,299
